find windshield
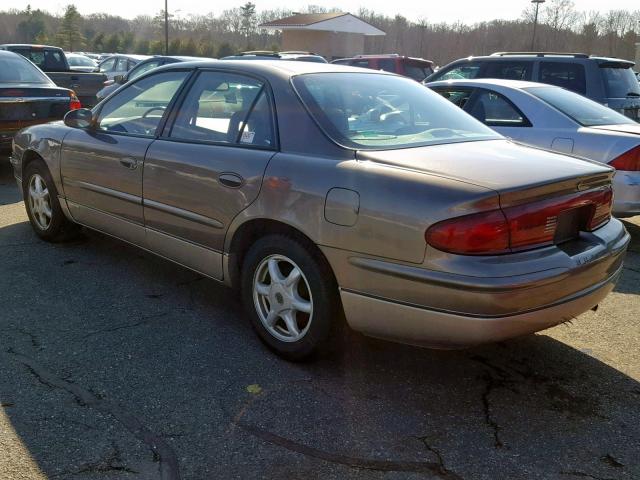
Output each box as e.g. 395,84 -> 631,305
0,54 -> 51,84
68,55 -> 96,67
293,72 -> 500,150
526,86 -> 636,126
600,65 -> 640,98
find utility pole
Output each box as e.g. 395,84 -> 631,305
164,0 -> 169,55
530,0 -> 545,51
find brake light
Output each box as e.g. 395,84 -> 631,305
609,145 -> 640,171
69,91 -> 81,110
426,188 -> 612,255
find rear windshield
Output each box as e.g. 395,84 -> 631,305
526,86 -> 636,127
67,55 -> 96,67
293,72 -> 500,150
0,54 -> 51,84
15,48 -> 67,71
600,65 -> 640,98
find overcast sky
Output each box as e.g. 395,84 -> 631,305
16,0 -> 640,24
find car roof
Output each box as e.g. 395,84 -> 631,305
445,53 -> 634,66
0,44 -> 62,49
157,59 -> 392,78
427,78 -> 552,90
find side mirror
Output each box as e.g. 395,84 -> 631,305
114,74 -> 124,84
64,108 -> 94,129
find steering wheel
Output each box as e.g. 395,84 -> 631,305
142,106 -> 166,118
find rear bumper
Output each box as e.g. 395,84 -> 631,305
340,264 -> 621,348
613,170 -> 640,218
323,218 -> 629,347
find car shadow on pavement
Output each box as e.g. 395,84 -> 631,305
1,219 -> 639,479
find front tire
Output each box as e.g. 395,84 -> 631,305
241,235 -> 340,360
23,160 -> 78,242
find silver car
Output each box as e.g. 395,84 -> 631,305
10,61 -> 629,359
429,79 -> 640,217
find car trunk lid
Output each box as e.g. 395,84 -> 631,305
0,86 -> 71,131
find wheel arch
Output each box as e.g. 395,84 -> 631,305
225,218 -> 336,290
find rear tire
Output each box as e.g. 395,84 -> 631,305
23,160 -> 79,242
241,234 -> 340,361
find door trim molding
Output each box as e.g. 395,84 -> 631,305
143,198 -> 224,229
63,177 -> 142,205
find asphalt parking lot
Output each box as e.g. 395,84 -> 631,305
0,158 -> 638,480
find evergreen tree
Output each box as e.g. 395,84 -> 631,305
198,41 -> 216,58
92,32 -> 105,52
216,42 -> 235,58
136,39 -> 150,55
181,37 -> 197,55
56,4 -> 85,51
17,6 -> 47,43
104,33 -> 121,53
149,40 -> 165,55
240,2 -> 256,44
169,38 -> 182,55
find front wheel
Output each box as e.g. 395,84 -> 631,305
241,235 -> 340,360
23,160 -> 79,242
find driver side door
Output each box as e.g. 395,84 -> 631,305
60,70 -> 190,245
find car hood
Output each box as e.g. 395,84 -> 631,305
357,139 -> 613,207
589,124 -> 640,136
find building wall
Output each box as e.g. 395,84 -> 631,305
282,30 -> 365,60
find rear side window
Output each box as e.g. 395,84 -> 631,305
434,88 -> 474,109
405,62 -> 433,82
332,59 -> 351,65
483,61 -> 531,81
600,65 -> 640,98
469,90 -> 530,127
99,58 -> 116,72
351,60 -> 371,69
539,62 -> 586,94
377,59 -> 397,73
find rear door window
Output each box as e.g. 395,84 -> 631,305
483,61 -> 532,80
433,88 -> 474,109
99,58 -> 116,72
405,62 -> 433,82
351,60 -> 371,69
600,65 -> 640,98
539,62 -> 586,94
169,71 -> 274,147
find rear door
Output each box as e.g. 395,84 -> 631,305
60,69 -> 190,244
142,70 -> 277,279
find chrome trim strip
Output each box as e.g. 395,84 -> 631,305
143,198 -> 224,229
63,178 -> 142,205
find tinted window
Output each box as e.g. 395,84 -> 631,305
469,90 -> 529,127
526,86 -> 635,126
332,59 -> 351,65
351,60 -> 370,69
67,55 -> 96,67
539,62 -> 586,94
436,62 -> 482,81
170,71 -> 272,146
14,49 -> 66,71
377,59 -> 396,73
483,61 -> 531,80
405,62 -> 433,82
115,58 -> 129,71
97,70 -> 188,137
600,66 -> 640,98
293,73 -> 500,150
0,54 -> 51,83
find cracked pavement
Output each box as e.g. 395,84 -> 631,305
0,160 -> 639,479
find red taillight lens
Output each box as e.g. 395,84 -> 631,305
425,210 -> 510,255
69,91 -> 81,111
609,145 -> 640,171
426,187 -> 613,255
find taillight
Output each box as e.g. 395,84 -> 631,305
609,145 -> 640,171
69,91 -> 81,110
426,187 -> 613,255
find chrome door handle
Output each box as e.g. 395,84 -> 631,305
219,172 -> 243,188
119,158 -> 138,170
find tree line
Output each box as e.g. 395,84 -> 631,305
0,1 -> 638,65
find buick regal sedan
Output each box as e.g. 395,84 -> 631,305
11,61 -> 630,359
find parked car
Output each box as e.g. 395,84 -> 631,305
96,56 -> 212,102
428,79 -> 640,217
66,53 -> 98,72
0,50 -> 81,153
222,51 -> 327,63
96,54 -> 151,81
425,52 -> 640,120
332,54 -> 434,82
0,44 -> 107,108
11,61 -> 629,359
